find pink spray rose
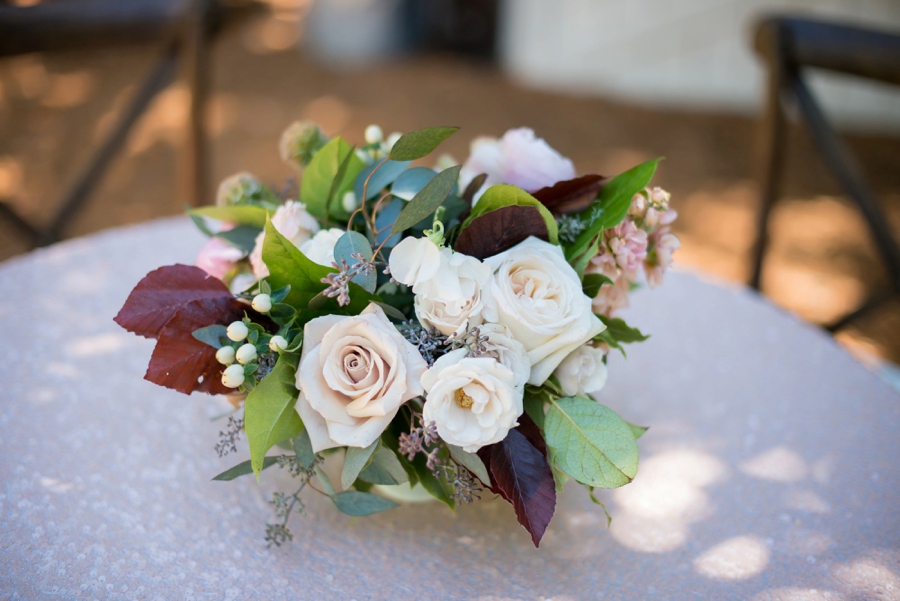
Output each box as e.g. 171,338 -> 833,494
196,234 -> 243,280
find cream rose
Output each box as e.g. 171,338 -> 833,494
554,344 -> 608,397
387,236 -> 442,289
295,304 -> 428,452
413,248 -> 491,337
479,323 -> 531,392
249,200 -> 320,279
299,227 -> 344,267
483,237 -> 606,386
421,349 -> 521,452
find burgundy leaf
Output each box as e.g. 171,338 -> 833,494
114,264 -> 233,339
462,173 -> 488,205
478,417 -> 557,547
145,297 -> 248,395
454,205 -> 549,260
532,174 -> 607,215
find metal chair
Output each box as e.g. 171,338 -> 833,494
0,0 -> 259,247
749,16 -> 900,331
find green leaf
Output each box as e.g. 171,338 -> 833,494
371,301 -> 406,321
262,219 -> 377,318
547,445 -> 569,492
390,166 -> 438,201
192,325 -> 227,348
355,160 -> 411,201
359,445 -> 409,485
315,465 -> 336,496
214,225 -> 261,253
392,165 -> 462,235
566,158 -> 661,261
333,231 -> 376,293
598,315 -> 650,344
331,491 -> 398,516
189,205 -> 272,229
626,422 -> 649,440
292,428 -> 316,469
211,456 -> 278,481
447,444 -> 490,486
586,486 -> 613,527
244,356 -> 303,478
523,385 -> 555,429
413,448 -> 455,510
543,396 -> 639,489
463,184 -> 558,245
341,441 -> 379,489
301,137 -> 364,221
388,126 -> 459,161
582,273 -> 613,298
571,235 -> 601,278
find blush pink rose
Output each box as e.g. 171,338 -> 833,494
196,236 -> 243,280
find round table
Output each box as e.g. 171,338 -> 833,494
2,218 -> 898,601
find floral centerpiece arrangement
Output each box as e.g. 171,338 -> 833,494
114,122 -> 679,547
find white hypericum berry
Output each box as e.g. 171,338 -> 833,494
269,335 -> 288,353
385,131 -> 402,151
215,346 -> 236,365
364,124 -> 383,145
226,321 -> 249,341
236,343 -> 257,365
252,293 -> 272,313
221,364 -> 245,388
342,190 -> 358,213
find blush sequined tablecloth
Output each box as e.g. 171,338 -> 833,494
1,217 -> 898,601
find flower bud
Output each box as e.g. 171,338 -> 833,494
216,172 -> 264,207
215,346 -> 236,365
342,191 -> 358,213
384,131 -> 402,151
279,121 -> 328,168
269,335 -> 288,353
364,124 -> 383,145
251,293 -> 272,313
221,364 -> 245,388
236,343 -> 257,365
226,321 -> 249,342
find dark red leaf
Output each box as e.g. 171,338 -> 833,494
145,297 -> 248,395
462,173 -> 488,205
114,264 -> 233,339
478,416 -> 557,547
454,205 -> 549,260
532,174 -> 607,215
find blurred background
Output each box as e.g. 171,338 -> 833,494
0,0 -> 899,366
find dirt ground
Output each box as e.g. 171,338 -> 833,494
1,7 -> 899,364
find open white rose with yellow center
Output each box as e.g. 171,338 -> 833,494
483,236 -> 606,386
295,304 -> 428,452
413,248 -> 491,337
421,349 -> 521,452
554,344 -> 608,397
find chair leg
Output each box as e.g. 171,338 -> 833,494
38,47 -> 178,246
749,30 -> 790,291
184,0 -> 210,208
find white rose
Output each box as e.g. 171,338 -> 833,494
554,344 -> 608,397
299,227 -> 344,267
413,248 -> 491,337
421,349 -> 522,452
295,304 -> 428,452
479,323 -> 531,392
249,201 -> 320,279
388,236 -> 442,289
483,237 -> 606,386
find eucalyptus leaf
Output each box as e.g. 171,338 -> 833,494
341,441 -> 379,489
211,456 -> 278,481
192,325 -> 227,348
373,196 -> 404,247
215,225 -> 261,253
371,301 -> 406,321
358,446 -> 408,485
333,231 -> 376,293
292,428 -> 316,469
388,126 -> 459,161
391,165 -> 462,235
543,396 -> 639,489
315,465 -> 336,496
331,491 -> 398,516
447,444 -> 491,486
390,166 -> 438,201
244,356 -> 303,478
354,160 -> 411,201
